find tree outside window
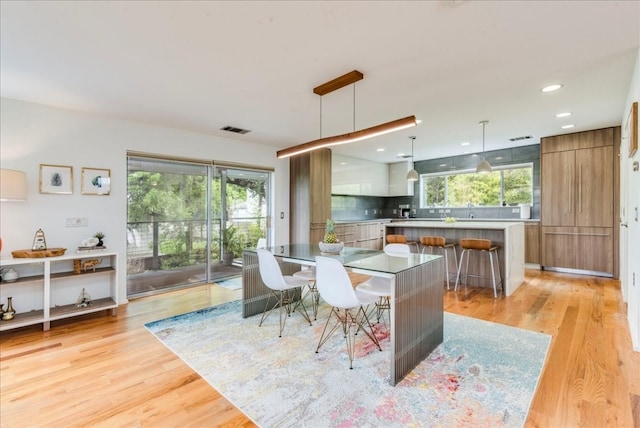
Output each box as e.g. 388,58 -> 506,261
421,164 -> 532,208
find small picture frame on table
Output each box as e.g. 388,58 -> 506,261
39,164 -> 73,194
81,167 -> 111,195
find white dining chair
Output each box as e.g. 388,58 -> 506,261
256,238 -> 267,249
256,249 -> 312,337
293,266 -> 319,320
356,243 -> 410,324
314,256 -> 382,369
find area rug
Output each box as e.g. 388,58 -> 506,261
145,301 -> 551,427
214,276 -> 243,290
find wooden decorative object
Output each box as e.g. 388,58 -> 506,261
82,258 -> 102,272
628,101 -> 638,157
73,260 -> 82,275
313,70 -> 364,95
11,248 -> 67,258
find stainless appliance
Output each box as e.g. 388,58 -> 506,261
399,204 -> 411,218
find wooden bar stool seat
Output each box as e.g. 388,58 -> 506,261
454,238 -> 503,298
386,234 -> 419,252
419,236 -> 458,289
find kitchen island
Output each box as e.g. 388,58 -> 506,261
385,221 -> 525,296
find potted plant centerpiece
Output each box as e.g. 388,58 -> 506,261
319,219 -> 344,254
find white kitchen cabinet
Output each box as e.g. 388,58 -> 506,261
0,251 -> 118,331
388,161 -> 415,196
332,154 -> 388,195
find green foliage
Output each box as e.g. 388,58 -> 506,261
422,166 -> 532,207
217,224 -> 245,256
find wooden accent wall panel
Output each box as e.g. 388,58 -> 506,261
290,149 -> 331,244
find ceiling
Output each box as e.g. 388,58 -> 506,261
1,1 -> 639,164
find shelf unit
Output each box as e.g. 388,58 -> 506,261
0,251 -> 118,331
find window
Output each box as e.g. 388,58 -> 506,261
420,163 -> 533,208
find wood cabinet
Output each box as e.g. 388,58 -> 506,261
541,145 -> 613,227
541,227 -> 613,273
540,127 -> 617,275
0,251 -> 118,331
524,222 -> 540,265
356,221 -> 383,249
290,149 -> 332,245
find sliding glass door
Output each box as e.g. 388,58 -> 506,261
126,155 -> 271,298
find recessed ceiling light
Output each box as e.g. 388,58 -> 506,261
340,162 -> 347,165
556,112 -> 572,118
377,148 -> 385,152
542,84 -> 563,92
561,124 -> 575,129
461,142 -> 470,146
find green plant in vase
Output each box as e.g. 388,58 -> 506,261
94,232 -> 105,247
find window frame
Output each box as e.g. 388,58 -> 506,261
419,162 -> 534,208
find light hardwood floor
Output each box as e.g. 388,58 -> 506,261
1,269 -> 638,427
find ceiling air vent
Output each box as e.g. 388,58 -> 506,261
509,135 -> 533,142
221,126 -> 251,134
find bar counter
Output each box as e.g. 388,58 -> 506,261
385,221 -> 525,296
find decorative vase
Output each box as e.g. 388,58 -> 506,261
318,241 -> 344,254
97,240 -> 104,247
3,297 -> 15,321
3,268 -> 19,283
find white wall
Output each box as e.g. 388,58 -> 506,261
621,49 -> 640,351
0,98 -> 291,304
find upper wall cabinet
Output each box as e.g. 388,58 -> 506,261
332,154 -> 388,196
388,161 -> 415,196
541,128 -> 614,227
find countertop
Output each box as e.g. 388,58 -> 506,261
335,218 -> 540,223
387,221 -> 524,230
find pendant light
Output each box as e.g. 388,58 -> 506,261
406,136 -> 419,181
276,70 -> 418,158
476,120 -> 492,174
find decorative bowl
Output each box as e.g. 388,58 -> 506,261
318,241 -> 344,254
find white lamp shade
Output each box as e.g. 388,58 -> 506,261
0,169 -> 28,201
476,159 -> 492,174
406,169 -> 419,181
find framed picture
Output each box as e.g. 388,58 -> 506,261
628,101 -> 638,158
39,164 -> 73,194
81,167 -> 111,195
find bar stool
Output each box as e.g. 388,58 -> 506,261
454,238 -> 503,298
419,236 -> 458,289
386,234 -> 419,253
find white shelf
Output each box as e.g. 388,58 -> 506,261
0,252 -> 118,331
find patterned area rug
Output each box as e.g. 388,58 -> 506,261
215,276 -> 243,290
145,300 -> 550,427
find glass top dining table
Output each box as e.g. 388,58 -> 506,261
242,244 -> 445,386
246,243 -> 441,277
